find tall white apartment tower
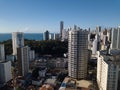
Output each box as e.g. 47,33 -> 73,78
97,50 -> 120,90
17,46 -> 30,76
111,27 -> 120,49
68,29 -> 88,79
92,35 -> 98,54
117,27 -> 120,49
12,32 -> 24,55
111,28 -> 118,49
0,44 -> 5,61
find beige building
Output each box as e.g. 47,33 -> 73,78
68,28 -> 88,79
17,46 -> 30,76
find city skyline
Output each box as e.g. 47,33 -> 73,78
0,0 -> 120,33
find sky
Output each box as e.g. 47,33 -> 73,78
0,0 -> 120,33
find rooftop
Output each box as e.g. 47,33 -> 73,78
0,60 -> 10,64
45,78 -> 56,86
99,49 -> 120,65
100,49 -> 120,56
59,77 -> 92,90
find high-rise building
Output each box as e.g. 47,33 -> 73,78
53,33 -> 60,40
12,32 -> 24,55
96,26 -> 101,35
61,29 -> 68,41
0,61 -> 12,84
111,28 -> 118,49
92,36 -> 97,54
0,44 -> 5,61
29,50 -> 35,61
43,30 -> 49,40
111,27 -> 120,49
117,27 -> 120,49
97,50 -> 120,90
17,46 -> 30,76
68,29 -> 88,79
60,21 -> 64,39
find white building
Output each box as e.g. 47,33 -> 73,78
61,29 -> 68,41
111,27 -> 120,49
39,69 -> 47,77
0,44 -> 5,61
97,50 -> 120,90
17,46 -> 30,76
111,28 -> 117,49
68,28 -> 88,79
92,35 -> 98,54
55,59 -> 67,68
0,61 -> 12,84
12,32 -> 24,55
53,33 -> 60,40
117,27 -> 120,49
29,50 -> 35,61
96,26 -> 101,35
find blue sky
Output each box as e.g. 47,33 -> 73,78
0,0 -> 120,33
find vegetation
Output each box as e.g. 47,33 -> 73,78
16,87 -> 24,90
0,39 -> 68,57
0,39 -> 12,55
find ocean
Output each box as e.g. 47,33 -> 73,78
0,33 -> 44,42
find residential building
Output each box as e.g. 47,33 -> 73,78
53,33 -> 59,40
97,50 -> 120,90
60,21 -> 64,39
92,35 -> 97,54
29,50 -> 35,61
111,28 -> 118,49
61,29 -> 68,41
0,61 -> 12,84
17,46 -> 30,76
111,27 -> 120,49
0,44 -> 5,61
43,30 -> 49,40
68,28 -> 88,79
96,26 -> 101,35
117,27 -> 120,49
12,32 -> 24,55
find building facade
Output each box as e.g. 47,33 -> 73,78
96,26 -> 101,35
12,32 -> 24,55
68,29 -> 88,79
92,35 -> 98,54
111,28 -> 118,49
111,27 -> 120,49
61,29 -> 68,41
0,44 -> 5,61
60,21 -> 64,39
43,30 -> 49,40
17,46 -> 30,76
97,50 -> 120,90
0,61 -> 12,84
29,50 -> 35,61
53,33 -> 60,40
